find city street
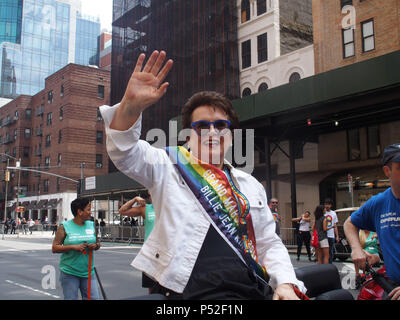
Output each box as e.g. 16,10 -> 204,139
0,231 -> 359,300
0,232 -> 147,300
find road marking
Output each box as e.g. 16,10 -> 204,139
5,280 -> 61,299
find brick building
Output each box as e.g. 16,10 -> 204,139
240,0 -> 400,228
0,63 -> 110,222
99,32 -> 112,71
313,0 -> 400,74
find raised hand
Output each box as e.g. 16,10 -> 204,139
111,50 -> 173,131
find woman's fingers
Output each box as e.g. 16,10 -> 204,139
157,59 -> 174,83
142,50 -> 159,73
150,50 -> 167,75
133,53 -> 146,73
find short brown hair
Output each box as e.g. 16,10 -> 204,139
181,91 -> 240,130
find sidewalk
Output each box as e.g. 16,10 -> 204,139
1,230 -> 55,239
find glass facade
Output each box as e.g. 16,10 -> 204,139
0,0 -> 101,99
111,0 -> 240,139
75,14 -> 100,66
0,0 -> 23,44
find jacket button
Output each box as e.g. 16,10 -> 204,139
155,253 -> 160,258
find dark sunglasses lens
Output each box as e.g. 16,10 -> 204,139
194,122 -> 210,134
215,120 -> 230,131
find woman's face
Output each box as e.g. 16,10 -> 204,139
78,203 -> 92,221
187,105 -> 232,169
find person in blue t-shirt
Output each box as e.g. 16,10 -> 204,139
344,143 -> 400,300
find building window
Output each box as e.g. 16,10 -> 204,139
96,131 -> 103,144
58,153 -> 62,167
44,180 -> 49,193
342,28 -> 355,58
367,125 -> 380,158
289,72 -> 301,83
47,112 -> 52,126
45,156 -> 50,168
48,90 -> 53,104
14,129 -> 17,141
361,19 -> 375,52
96,154 -> 103,168
241,0 -> 250,23
45,135 -> 51,147
58,130 -> 62,144
257,32 -> 268,63
347,128 -> 361,160
98,85 -> 105,99
24,128 -> 31,139
241,40 -> 251,69
23,147 -> 30,158
60,84 -> 64,97
14,110 -> 18,120
242,88 -> 252,97
25,109 -> 32,120
258,82 -> 268,92
341,0 -> 352,8
257,0 -> 267,15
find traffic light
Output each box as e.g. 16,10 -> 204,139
5,170 -> 10,182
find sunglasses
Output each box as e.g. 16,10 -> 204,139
191,120 -> 231,136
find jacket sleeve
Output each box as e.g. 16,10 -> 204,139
253,183 -> 306,293
99,104 -> 168,190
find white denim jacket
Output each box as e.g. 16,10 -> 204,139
100,104 -> 305,294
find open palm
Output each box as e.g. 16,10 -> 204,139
123,51 -> 173,111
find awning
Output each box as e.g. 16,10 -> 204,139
35,200 -> 48,210
46,199 -> 59,209
26,201 -> 37,210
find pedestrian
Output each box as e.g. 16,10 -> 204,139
354,230 -> 380,289
10,219 -> 16,234
312,205 -> 329,264
4,218 -> 10,234
101,50 -> 305,300
52,198 -> 101,300
28,218 -> 35,234
51,220 -> 58,236
269,198 -> 281,237
292,211 -> 312,261
344,143 -> 400,300
119,193 -> 155,294
21,217 -> 28,235
324,198 -> 339,264
99,218 -> 106,238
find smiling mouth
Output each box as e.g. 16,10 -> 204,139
203,140 -> 221,147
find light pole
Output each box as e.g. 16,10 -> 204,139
1,153 -> 19,220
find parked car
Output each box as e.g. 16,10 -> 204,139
332,207 -> 360,262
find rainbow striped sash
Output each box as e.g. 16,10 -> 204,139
166,146 -> 268,281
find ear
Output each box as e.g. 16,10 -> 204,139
383,165 -> 391,178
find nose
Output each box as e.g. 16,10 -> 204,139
207,124 -> 218,135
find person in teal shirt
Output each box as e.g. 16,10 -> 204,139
119,193 -> 155,293
52,198 -> 101,300
354,230 -> 380,289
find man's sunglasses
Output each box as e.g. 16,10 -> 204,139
191,120 -> 231,136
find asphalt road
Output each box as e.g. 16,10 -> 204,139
0,233 -> 147,300
0,232 -> 359,300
